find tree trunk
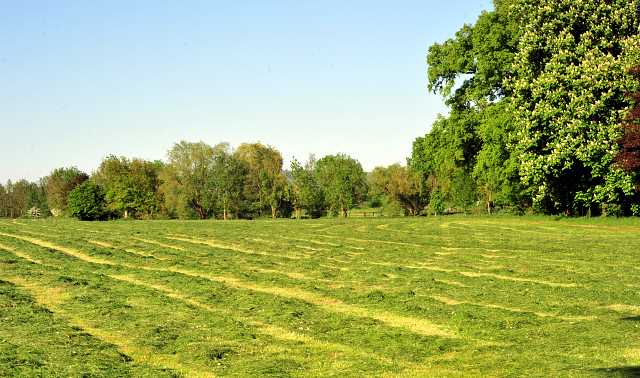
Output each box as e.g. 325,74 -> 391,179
271,205 -> 276,218
124,210 -> 128,218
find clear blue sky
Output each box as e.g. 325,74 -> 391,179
1,0 -> 490,183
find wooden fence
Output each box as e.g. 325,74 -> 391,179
346,211 -> 383,217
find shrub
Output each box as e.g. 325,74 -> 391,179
66,181 -> 106,221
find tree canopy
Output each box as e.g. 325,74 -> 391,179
413,0 -> 640,215
316,154 -> 367,217
66,180 -> 106,221
95,156 -> 164,219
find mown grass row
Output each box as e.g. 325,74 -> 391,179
1,216 -> 639,377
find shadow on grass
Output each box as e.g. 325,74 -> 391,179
620,316 -> 640,321
597,367 -> 640,377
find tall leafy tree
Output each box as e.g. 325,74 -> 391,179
207,143 -> 245,220
316,153 -> 367,217
289,155 -> 323,219
23,179 -> 50,218
414,0 -> 523,212
369,163 -> 428,216
236,142 -> 286,218
97,156 -> 164,219
260,171 -> 291,218
416,0 -> 640,215
506,0 -> 640,215
473,102 -> 523,212
164,141 -> 218,220
44,167 -> 87,215
410,112 -> 480,202
3,180 -> 31,219
66,181 -> 106,221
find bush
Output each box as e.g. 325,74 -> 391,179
66,181 -> 106,221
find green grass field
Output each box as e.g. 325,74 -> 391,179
1,216 -> 639,377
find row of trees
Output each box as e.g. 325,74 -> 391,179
1,141 -> 385,220
0,168 -> 88,219
408,0 -> 640,216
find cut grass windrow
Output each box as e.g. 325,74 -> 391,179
2,216 -> 640,377
0,230 -> 454,338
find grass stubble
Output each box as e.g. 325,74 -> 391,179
0,215 -> 639,377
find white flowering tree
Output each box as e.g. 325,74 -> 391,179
506,0 -> 640,214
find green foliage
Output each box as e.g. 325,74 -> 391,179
97,155 -> 164,219
450,169 -> 477,212
207,144 -> 245,220
289,155 -> 324,218
429,187 -> 446,215
44,167 -> 86,215
417,0 -> 640,216
0,179 -> 31,219
66,181 -> 106,221
235,142 -> 287,218
22,180 -> 49,219
316,153 -> 367,217
506,0 -> 640,214
164,141 -> 218,220
382,196 -> 404,217
369,163 -> 428,215
414,0 -> 522,214
427,0 -> 519,108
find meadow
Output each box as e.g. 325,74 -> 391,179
0,215 -> 639,377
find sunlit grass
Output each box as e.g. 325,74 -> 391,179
1,215 -> 640,377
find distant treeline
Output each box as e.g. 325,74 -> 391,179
1,141 -> 427,220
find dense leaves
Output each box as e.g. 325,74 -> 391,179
66,181 -> 106,221
413,0 -> 640,215
316,154 -> 367,217
507,0 -> 640,215
44,167 -> 87,215
95,156 -> 164,219
289,155 -> 323,219
369,164 -> 428,216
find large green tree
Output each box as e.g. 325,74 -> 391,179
289,154 -> 323,219
96,156 -> 164,219
369,163 -> 428,216
316,154 -> 367,217
206,143 -> 245,220
164,141 -> 218,220
413,0 -> 522,212
2,180 -> 31,219
66,180 -> 106,221
23,179 -> 50,219
235,143 -> 287,218
44,167 -> 87,216
506,0 -> 640,215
